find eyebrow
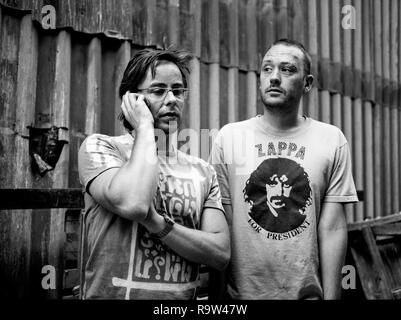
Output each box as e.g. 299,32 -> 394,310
149,82 -> 184,88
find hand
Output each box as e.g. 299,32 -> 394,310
121,91 -> 154,131
140,201 -> 165,234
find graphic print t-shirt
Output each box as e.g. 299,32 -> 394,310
210,116 -> 358,299
78,133 -> 224,300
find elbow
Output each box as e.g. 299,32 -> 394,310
118,203 -> 150,221
214,252 -> 230,271
212,244 -> 231,271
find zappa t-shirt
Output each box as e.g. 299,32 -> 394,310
78,133 -> 224,299
210,115 -> 358,299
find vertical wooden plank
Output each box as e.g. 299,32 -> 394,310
319,0 -> 331,124
145,0 -> 156,46
289,0 -> 305,44
399,0 -> 401,213
86,37 -> 102,135
168,0 -> 179,45
352,0 -> 364,222
227,0 -> 239,124
390,0 -> 399,213
10,14 -> 38,298
48,30 -> 72,299
382,0 -> 391,216
187,0 -> 201,155
373,0 -> 383,218
342,0 -> 354,222
276,0 -> 288,39
257,0 -> 275,66
330,0 -> 342,129
246,72 -> 257,119
114,41 -> 131,136
246,0 -> 257,118
362,0 -> 374,220
0,11 -> 20,299
306,0 -> 319,120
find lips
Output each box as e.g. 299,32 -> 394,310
160,112 -> 179,118
266,88 -> 284,94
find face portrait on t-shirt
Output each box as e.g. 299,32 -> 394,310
243,158 -> 312,233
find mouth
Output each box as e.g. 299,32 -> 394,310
160,112 -> 179,118
266,88 -> 284,94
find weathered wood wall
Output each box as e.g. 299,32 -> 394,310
0,0 -> 400,298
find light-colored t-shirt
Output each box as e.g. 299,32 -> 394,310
78,133 -> 224,300
210,115 -> 358,299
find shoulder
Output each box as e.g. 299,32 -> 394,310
308,119 -> 348,147
177,151 -> 218,176
219,117 -> 258,134
80,133 -> 132,153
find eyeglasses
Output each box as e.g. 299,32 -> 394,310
137,87 -> 188,100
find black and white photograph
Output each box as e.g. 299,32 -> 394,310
0,0 -> 400,315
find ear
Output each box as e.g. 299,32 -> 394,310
303,75 -> 314,94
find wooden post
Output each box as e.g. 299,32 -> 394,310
168,0 -> 179,45
382,0 -> 391,216
86,37 -> 102,136
227,0 -> 239,124
319,0 -> 331,124
145,0 -> 156,46
306,0 -> 319,120
206,0 -> 219,130
114,41 -> 131,136
342,0 -> 355,222
187,0 -> 201,156
48,30 -> 71,299
330,0 -> 342,129
246,0 -> 257,119
276,0 -> 288,39
362,0 -> 374,221
352,0 -> 364,222
373,0 -> 383,218
390,0 -> 399,213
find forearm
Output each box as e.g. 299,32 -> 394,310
106,125 -> 159,219
142,209 -> 230,271
318,221 -> 347,299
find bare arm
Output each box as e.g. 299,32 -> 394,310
318,202 -> 348,300
89,93 -> 159,221
142,205 -> 230,271
208,203 -> 232,299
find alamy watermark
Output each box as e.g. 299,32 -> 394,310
342,5 -> 356,30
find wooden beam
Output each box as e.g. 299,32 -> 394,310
348,212 -> 401,232
372,223 -> 401,236
350,227 -> 394,299
0,189 -> 84,210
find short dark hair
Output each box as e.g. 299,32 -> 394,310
266,38 -> 312,76
118,48 -> 193,131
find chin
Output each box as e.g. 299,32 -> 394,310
155,122 -> 179,135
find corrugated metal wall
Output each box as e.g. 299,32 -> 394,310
0,0 -> 400,298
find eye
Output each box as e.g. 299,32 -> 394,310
281,66 -> 296,73
172,88 -> 184,96
263,66 -> 273,72
149,88 -> 166,96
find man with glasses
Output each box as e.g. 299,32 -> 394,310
210,39 -> 358,299
78,48 -> 230,299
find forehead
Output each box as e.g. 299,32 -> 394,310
144,61 -> 183,84
262,44 -> 304,66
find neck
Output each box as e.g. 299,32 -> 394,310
156,132 -> 177,155
262,104 -> 304,131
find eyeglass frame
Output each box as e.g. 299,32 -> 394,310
136,87 -> 189,100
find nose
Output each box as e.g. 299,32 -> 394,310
164,89 -> 177,105
270,68 -> 281,86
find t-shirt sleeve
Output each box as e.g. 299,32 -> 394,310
203,167 -> 225,214
209,128 -> 232,205
324,137 -> 359,203
78,134 -> 125,193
